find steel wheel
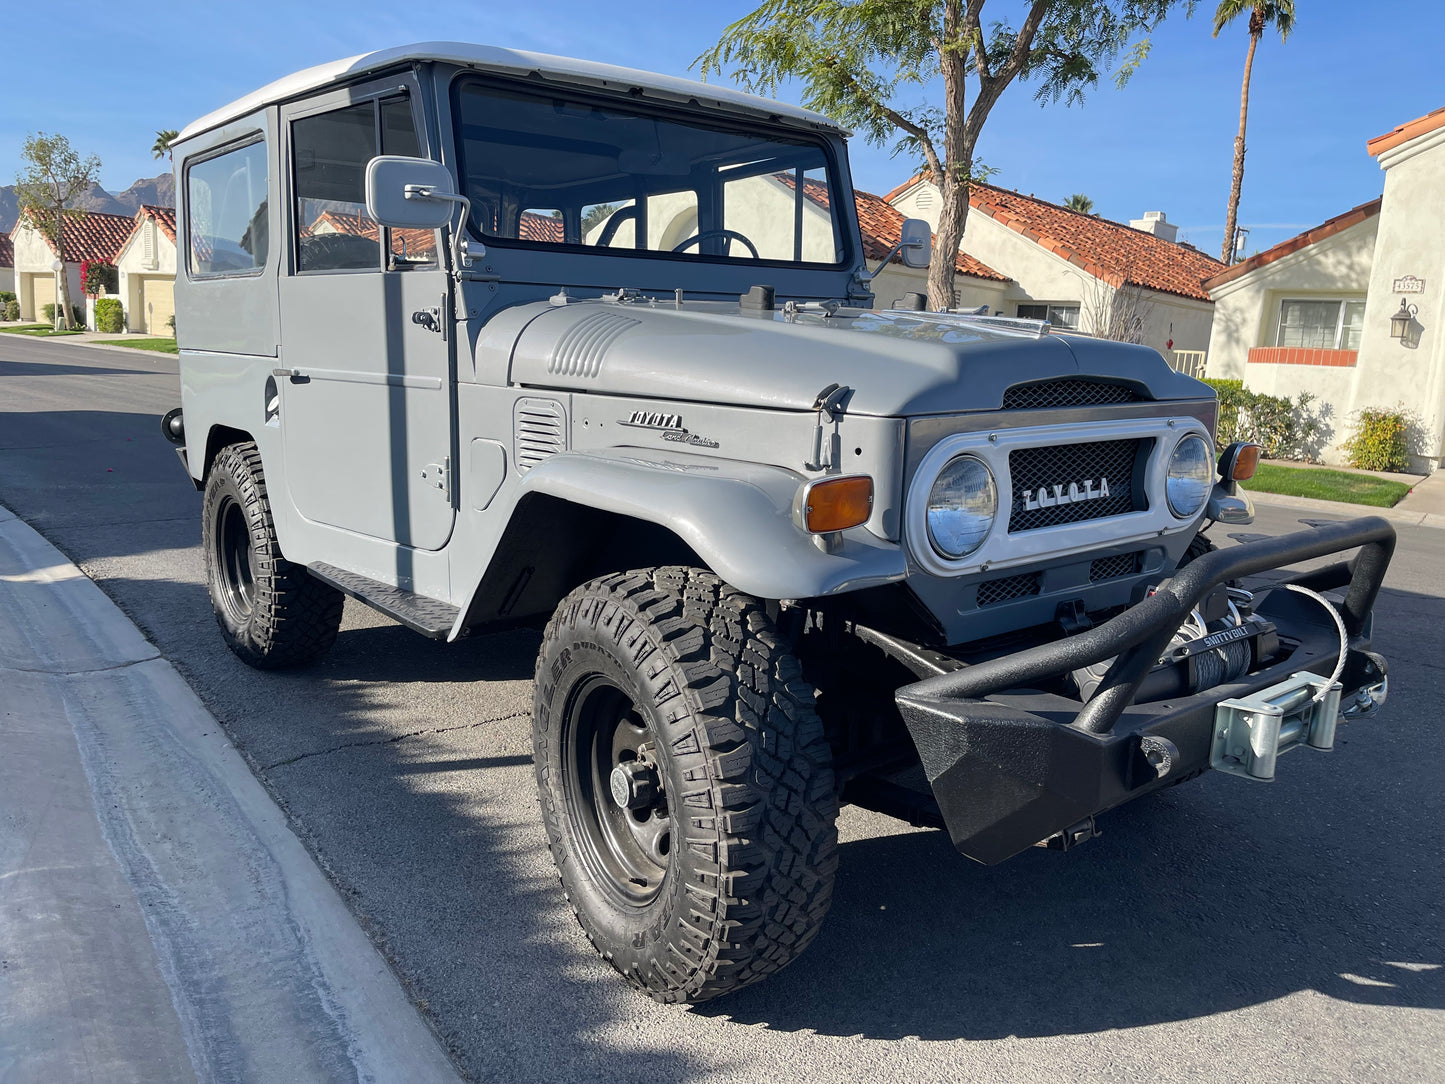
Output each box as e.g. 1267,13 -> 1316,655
212,494 -> 257,624
562,674 -> 671,907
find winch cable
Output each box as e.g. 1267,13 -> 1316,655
1282,583 -> 1349,702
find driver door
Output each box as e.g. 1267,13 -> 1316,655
277,78 -> 455,553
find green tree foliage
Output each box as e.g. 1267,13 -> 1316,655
1065,192 -> 1096,213
1213,1 -> 1294,263
698,0 -> 1190,309
15,132 -> 101,330
153,129 -> 180,161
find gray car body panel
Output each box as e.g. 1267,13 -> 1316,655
173,47 -> 1222,649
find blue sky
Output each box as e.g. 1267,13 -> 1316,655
3,0 -> 1436,260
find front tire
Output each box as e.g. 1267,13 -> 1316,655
533,567 -> 838,1003
202,442 -> 344,669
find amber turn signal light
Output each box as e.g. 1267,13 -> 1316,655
796,475 -> 874,534
1224,442 -> 1261,481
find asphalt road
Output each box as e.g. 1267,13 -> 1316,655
2,335 -> 1442,1084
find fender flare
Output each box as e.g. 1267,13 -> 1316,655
511,447 -> 907,602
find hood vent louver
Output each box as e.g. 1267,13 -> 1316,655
1003,379 -> 1148,411
514,397 -> 567,472
547,311 -> 639,379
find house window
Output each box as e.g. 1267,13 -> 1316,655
1017,302 -> 1080,329
187,139 -> 268,276
1275,298 -> 1367,350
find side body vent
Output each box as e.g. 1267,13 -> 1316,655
547,311 -> 639,379
1003,379 -> 1147,410
514,397 -> 567,472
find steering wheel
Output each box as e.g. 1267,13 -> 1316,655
671,229 -> 760,259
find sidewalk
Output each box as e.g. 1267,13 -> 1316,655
0,323 -> 174,358
1245,472 -> 1445,529
0,504 -> 464,1084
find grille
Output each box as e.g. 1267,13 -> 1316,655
514,397 -> 567,471
1089,551 -> 1143,582
1002,379 -> 1147,411
977,572 -> 1042,607
1008,438 -> 1149,532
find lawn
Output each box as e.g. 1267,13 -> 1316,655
0,324 -> 84,337
96,337 -> 179,354
1241,462 -> 1412,508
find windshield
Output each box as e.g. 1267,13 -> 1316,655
453,79 -> 846,266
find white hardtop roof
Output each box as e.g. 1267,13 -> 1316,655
177,41 -> 846,143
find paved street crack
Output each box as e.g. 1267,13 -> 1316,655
261,711 -> 532,771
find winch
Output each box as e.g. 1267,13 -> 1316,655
1072,585 -> 1278,702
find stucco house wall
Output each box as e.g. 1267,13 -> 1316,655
869,262 -> 1009,313
115,210 -> 178,334
12,223 -> 83,321
1357,124 -> 1445,472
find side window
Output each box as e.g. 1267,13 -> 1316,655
293,102 -> 379,272
379,98 -> 438,269
187,140 -> 268,276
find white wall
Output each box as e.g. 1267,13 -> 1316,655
1205,215 -> 1378,382
11,222 -> 83,321
868,262 -> 1008,312
116,217 -> 178,333
1356,130 -> 1445,472
0,266 -> 13,296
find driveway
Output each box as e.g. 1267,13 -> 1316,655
2,335 -> 1442,1083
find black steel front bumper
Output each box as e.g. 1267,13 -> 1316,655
895,517 -> 1396,865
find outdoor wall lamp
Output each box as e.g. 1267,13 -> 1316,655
1389,298 -> 1418,340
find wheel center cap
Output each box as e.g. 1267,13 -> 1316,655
609,761 -> 658,810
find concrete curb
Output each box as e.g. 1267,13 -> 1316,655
1244,488 -> 1444,530
0,503 -> 465,1084
0,329 -> 175,360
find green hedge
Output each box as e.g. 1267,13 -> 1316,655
0,291 -> 15,306
41,302 -> 86,327
1204,378 -> 1326,461
95,297 -> 125,334
3,300 -> 18,322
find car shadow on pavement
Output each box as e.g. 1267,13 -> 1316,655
697,748 -> 1445,1040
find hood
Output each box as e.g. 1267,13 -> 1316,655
505,299 -> 1207,417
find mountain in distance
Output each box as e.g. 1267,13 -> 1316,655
0,172 -> 174,233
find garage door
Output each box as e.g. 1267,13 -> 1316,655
140,277 -> 175,336
28,274 -> 55,321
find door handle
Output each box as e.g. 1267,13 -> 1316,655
412,307 -> 442,334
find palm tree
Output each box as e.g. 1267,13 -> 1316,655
1214,1 -> 1295,263
1065,193 -> 1095,214
152,129 -> 179,161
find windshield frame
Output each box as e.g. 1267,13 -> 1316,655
448,73 -> 856,273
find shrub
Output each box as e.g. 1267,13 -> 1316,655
95,297 -> 125,333
1203,379 -> 1328,461
42,302 -> 54,323
1340,407 -> 1412,473
40,302 -> 86,327
0,290 -> 15,305
3,300 -> 18,322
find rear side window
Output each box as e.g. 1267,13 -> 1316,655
187,140 -> 269,276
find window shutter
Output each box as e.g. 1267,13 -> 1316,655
143,220 -> 156,268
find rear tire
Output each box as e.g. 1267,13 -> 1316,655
532,566 -> 838,1003
202,442 -> 344,669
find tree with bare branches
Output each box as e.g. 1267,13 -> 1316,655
698,0 -> 1189,310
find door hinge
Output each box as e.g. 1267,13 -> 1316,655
420,456 -> 451,501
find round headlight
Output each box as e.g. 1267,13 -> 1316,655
927,455 -> 997,558
1167,434 -> 1213,517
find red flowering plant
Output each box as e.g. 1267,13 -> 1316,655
81,260 -> 118,297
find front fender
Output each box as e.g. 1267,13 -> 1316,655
518,447 -> 908,601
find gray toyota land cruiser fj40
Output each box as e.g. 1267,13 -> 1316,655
164,43 -> 1395,1004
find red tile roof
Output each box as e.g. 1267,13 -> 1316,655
966,184 -> 1224,301
0,233 -> 12,269
140,204 -> 177,243
884,175 -> 1225,300
519,211 -> 564,244
1203,198 -> 1382,291
14,208 -> 134,264
1367,105 -> 1445,157
773,173 -> 1005,281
